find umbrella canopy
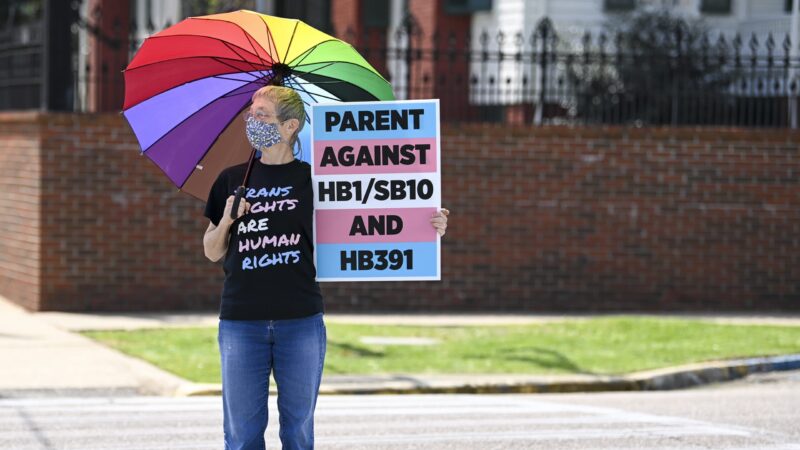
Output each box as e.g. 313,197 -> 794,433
122,9 -> 395,200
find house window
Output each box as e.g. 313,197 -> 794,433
273,0 -> 332,33
700,0 -> 732,14
787,0 -> 795,13
362,0 -> 389,27
604,0 -> 636,12
444,0 -> 493,15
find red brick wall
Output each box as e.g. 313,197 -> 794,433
1,112 -> 798,312
407,0 -> 472,119
86,0 -> 130,113
35,112 -> 221,311
0,112 -> 41,310
330,0 -> 361,41
331,0 -> 470,107
329,0 -> 389,79
408,0 -> 438,100
324,125 -> 800,312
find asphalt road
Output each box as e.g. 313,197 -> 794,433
1,370 -> 798,449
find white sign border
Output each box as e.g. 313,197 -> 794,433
310,99 -> 441,282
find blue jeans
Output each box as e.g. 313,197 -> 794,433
217,312 -> 326,450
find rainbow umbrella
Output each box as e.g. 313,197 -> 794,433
122,9 -> 395,201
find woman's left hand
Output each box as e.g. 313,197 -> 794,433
430,208 -> 450,237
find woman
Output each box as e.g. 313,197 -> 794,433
202,85 -> 449,450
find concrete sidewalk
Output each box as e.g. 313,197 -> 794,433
2,295 -> 800,398
30,309 -> 800,330
0,297 -> 187,398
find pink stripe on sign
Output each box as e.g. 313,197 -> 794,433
316,207 -> 438,243
314,138 -> 437,175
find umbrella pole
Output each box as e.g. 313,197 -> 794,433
230,69 -> 285,218
230,147 -> 258,219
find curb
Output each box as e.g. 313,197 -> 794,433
629,353 -> 800,391
172,353 -> 800,397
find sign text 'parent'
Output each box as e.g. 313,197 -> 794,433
311,99 -> 441,281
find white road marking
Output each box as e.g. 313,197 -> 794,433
0,394 -> 788,450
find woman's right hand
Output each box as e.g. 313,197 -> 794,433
220,194 -> 251,227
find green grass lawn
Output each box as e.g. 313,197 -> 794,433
80,317 -> 800,384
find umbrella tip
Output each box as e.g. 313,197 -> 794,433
270,63 -> 292,87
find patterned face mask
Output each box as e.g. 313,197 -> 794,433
245,116 -> 283,150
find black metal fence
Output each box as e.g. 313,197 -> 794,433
352,17 -> 800,127
3,4 -> 799,128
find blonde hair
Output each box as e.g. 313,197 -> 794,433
251,85 -> 305,157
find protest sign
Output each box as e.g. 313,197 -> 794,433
310,99 -> 441,281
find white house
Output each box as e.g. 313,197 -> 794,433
452,0 -> 800,111
472,0 -> 797,46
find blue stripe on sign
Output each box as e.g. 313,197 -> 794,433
316,242 -> 438,279
312,101 -> 438,141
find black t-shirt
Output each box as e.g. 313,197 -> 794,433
204,158 -> 324,320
